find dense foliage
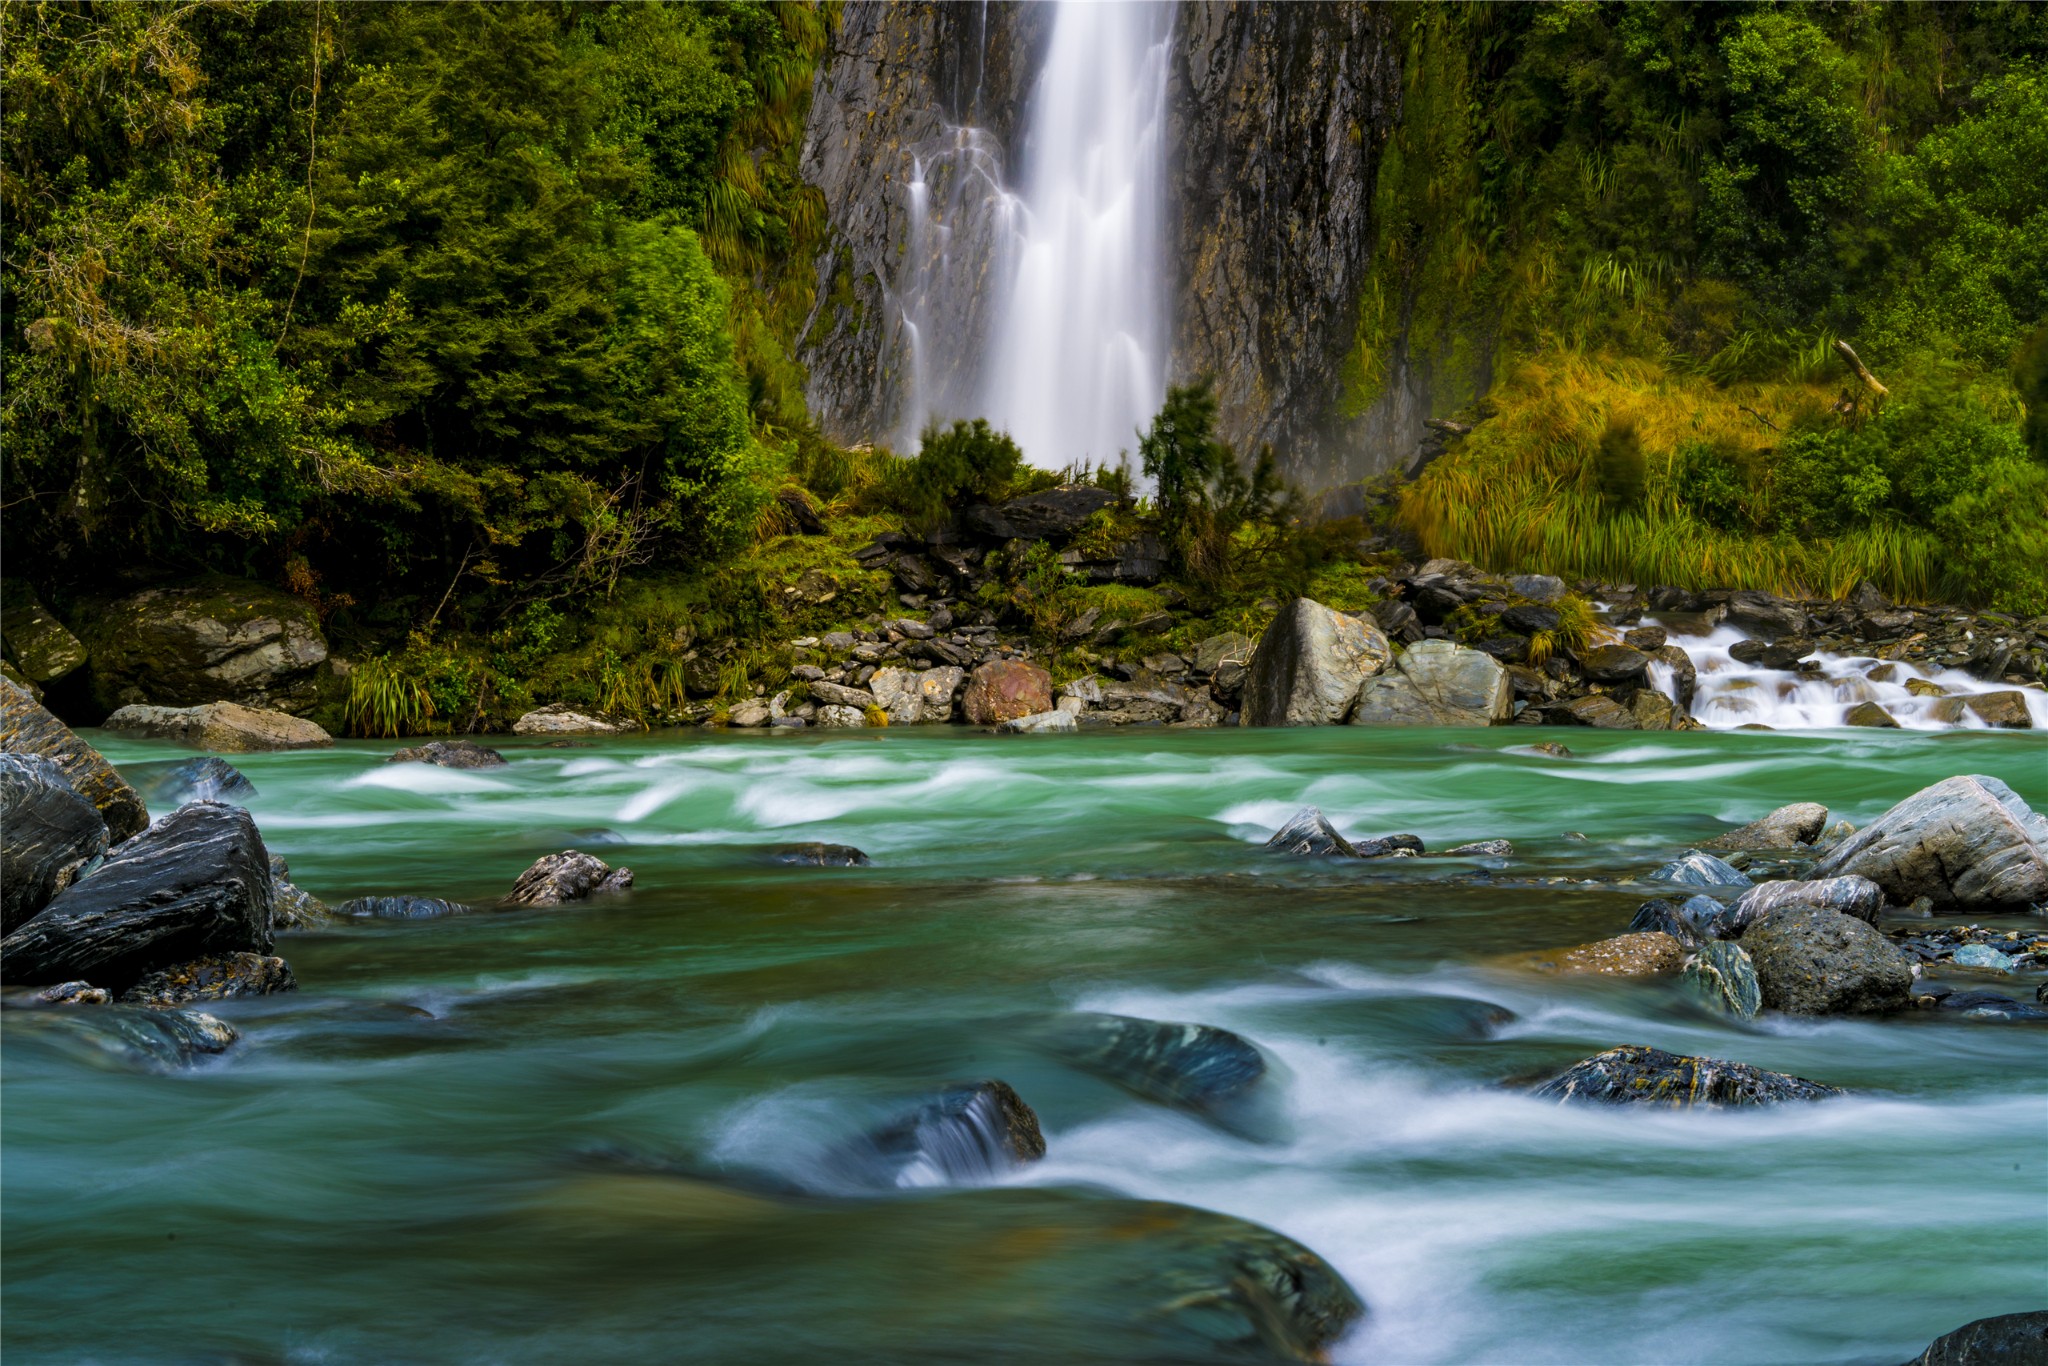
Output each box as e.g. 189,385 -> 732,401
3,0 -> 828,631
1368,4 -> 2047,608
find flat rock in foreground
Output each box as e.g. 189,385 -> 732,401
1815,775 -> 2048,909
103,701 -> 332,752
1532,1044 -> 1842,1106
0,801 -> 274,991
0,676 -> 149,840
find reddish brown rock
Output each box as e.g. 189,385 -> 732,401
961,661 -> 1053,726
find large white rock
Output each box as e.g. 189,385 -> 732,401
1348,640 -> 1510,727
103,702 -> 331,752
814,704 -> 870,729
1239,598 -> 1391,727
916,665 -> 966,721
1814,774 -> 2048,909
867,668 -> 923,725
512,704 -> 623,736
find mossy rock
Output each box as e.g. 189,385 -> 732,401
75,575 -> 329,717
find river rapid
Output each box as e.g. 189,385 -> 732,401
5,725 -> 2045,1364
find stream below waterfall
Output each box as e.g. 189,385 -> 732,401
4,725 -> 2044,1364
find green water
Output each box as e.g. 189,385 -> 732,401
5,726 -> 2045,1364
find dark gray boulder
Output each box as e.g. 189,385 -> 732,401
1265,807 -> 1359,857
1531,1045 -> 1841,1107
119,951 -> 296,1007
1645,849 -> 1752,889
1701,801 -> 1828,851
1727,876 -> 1886,934
768,843 -> 871,866
1,752 -> 108,933
0,801 -> 273,991
1895,1311 -> 2048,1366
0,675 -> 148,841
1627,894 -> 1727,948
1035,1011 -> 1267,1118
337,895 -> 472,920
503,850 -> 634,907
1744,905 -> 1915,1015
1815,775 -> 2048,910
388,740 -> 507,769
1931,991 -> 2048,1023
132,756 -> 258,807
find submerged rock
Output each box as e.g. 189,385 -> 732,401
1815,775 -> 2048,910
0,801 -> 273,991
132,755 -> 258,807
337,895 -> 472,920
388,739 -> 507,769
1701,802 -> 1829,851
768,843 -> 871,867
0,676 -> 149,841
1532,1044 -> 1841,1107
119,951 -> 296,1007
1743,905 -> 1915,1015
1,752 -> 108,934
503,850 -> 634,907
1645,849 -> 1752,889
103,702 -> 332,752
1896,1310 -> 2048,1366
1240,597 -> 1391,727
1495,931 -> 1685,978
3,1001 -> 238,1071
1727,876 -> 1886,933
1347,639 -> 1510,727
838,1080 -> 1047,1188
1682,941 -> 1763,1019
1929,990 -> 2048,1021
1444,839 -> 1513,857
1035,1012 -> 1267,1117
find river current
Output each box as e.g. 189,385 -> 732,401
5,725 -> 2044,1364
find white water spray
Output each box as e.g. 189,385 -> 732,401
891,1 -> 1174,468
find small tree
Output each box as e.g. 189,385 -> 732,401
1138,380 -> 1288,584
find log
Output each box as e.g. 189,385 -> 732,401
1832,340 -> 1889,404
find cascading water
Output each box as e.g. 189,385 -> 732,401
892,1 -> 1174,468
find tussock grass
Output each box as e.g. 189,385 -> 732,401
1397,353 -> 1943,600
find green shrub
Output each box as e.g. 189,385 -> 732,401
877,418 -> 1024,530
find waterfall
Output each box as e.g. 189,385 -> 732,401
892,0 -> 1174,469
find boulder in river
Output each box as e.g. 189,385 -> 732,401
0,581 -> 88,684
133,755 -> 257,807
1964,691 -> 2034,729
1682,941 -> 1763,1019
1645,849 -> 1752,889
118,951 -> 296,1007
1496,931 -> 1686,977
388,740 -> 507,769
512,703 -> 625,736
1726,876 -> 1886,933
76,575 -> 329,715
1,753 -> 108,933
1627,895 -> 1727,948
0,801 -> 273,991
268,855 -> 331,929
1531,1044 -> 1841,1106
1846,700 -> 1902,728
1264,807 -> 1357,857
1701,802 -> 1829,852
1347,639 -> 1511,727
837,1080 -> 1047,1188
2,1000 -> 237,1071
0,675 -> 148,841
103,701 -> 332,752
1743,905 -> 1915,1015
336,895 -> 473,920
1894,1311 -> 2048,1366
1035,1011 -> 1268,1119
1240,597 -> 1391,727
1814,775 -> 2048,910
769,843 -> 871,867
960,660 -> 1053,725
503,850 -> 634,907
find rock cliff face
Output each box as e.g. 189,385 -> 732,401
796,3 -> 1049,447
1166,2 -> 1410,493
798,2 -> 1420,490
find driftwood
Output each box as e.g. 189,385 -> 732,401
1832,340 -> 1889,407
